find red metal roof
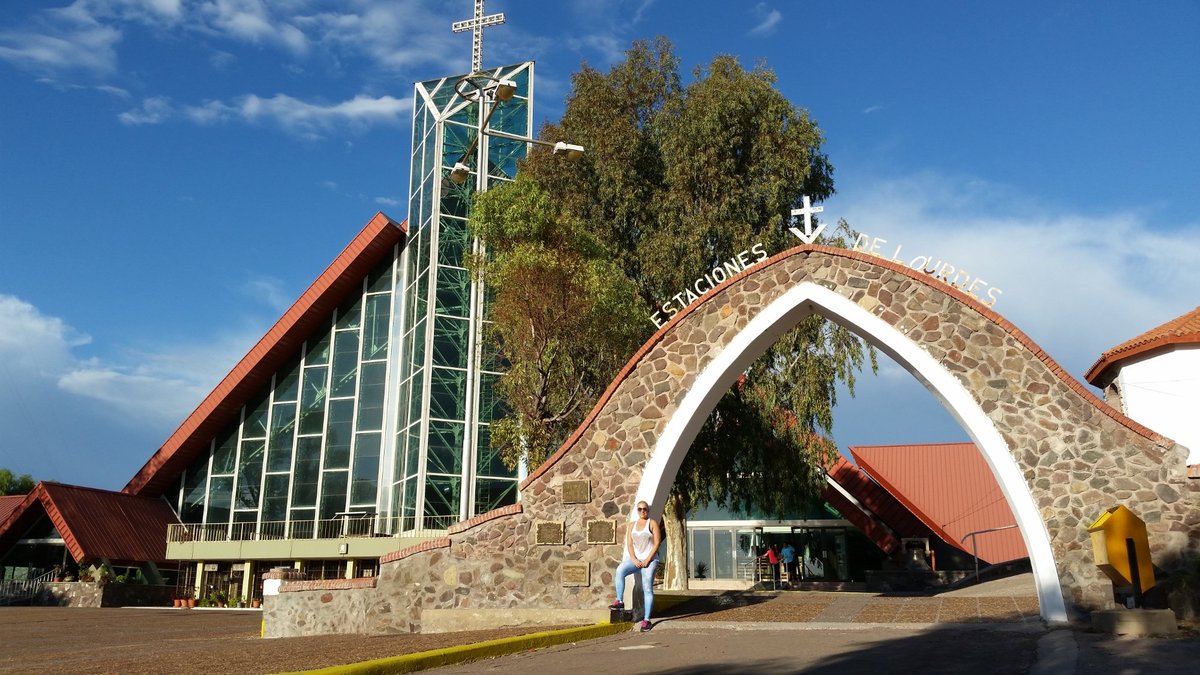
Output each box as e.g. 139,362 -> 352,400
850,443 -> 1028,565
1085,305 -> 1200,385
0,495 -> 23,525
123,212 -> 407,497
822,457 -> 903,554
0,482 -> 180,566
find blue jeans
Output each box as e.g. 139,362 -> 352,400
614,558 -> 658,621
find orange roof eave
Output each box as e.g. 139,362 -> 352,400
123,212 -> 407,497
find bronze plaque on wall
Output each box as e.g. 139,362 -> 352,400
535,521 -> 565,545
561,562 -> 590,587
562,479 -> 590,504
586,519 -> 616,545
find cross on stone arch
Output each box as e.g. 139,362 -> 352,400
452,0 -> 506,73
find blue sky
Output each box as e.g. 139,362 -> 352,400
2,1 -> 1198,490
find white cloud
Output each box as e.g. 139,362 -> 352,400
119,92 -> 411,137
375,196 -> 402,207
829,171 -> 1200,378
0,12 -> 122,75
749,4 -> 782,36
241,275 -> 292,312
118,95 -> 173,124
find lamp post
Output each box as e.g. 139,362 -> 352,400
446,72 -> 585,188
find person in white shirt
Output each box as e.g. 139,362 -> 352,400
608,500 -> 663,631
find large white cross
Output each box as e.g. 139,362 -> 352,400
788,195 -> 826,244
452,0 -> 506,73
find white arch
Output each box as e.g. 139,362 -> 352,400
636,281 -> 1068,623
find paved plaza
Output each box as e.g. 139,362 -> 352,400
1,576 -> 1197,674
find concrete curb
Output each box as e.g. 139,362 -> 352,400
278,622 -> 634,675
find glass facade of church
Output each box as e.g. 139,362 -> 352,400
169,63 -> 534,537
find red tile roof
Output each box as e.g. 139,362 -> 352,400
0,482 -> 180,566
850,443 -> 1028,565
1085,305 -> 1200,385
123,212 -> 407,497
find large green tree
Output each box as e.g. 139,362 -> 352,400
0,468 -> 36,496
471,38 -> 874,589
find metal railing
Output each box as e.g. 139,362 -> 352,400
0,568 -> 58,606
167,514 -> 461,545
960,524 -> 1020,583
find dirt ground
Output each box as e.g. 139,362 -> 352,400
0,607 -> 575,675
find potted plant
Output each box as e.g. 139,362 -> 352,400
186,594 -> 197,609
250,597 -> 261,609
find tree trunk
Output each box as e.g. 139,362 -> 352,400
662,492 -> 688,591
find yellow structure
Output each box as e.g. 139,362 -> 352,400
1088,505 -> 1156,593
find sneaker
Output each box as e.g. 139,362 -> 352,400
608,600 -> 624,610
639,620 -> 651,632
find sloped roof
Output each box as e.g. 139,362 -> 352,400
0,482 -> 180,566
0,495 -> 23,525
822,456 -> 939,555
850,443 -> 1028,565
123,212 -> 407,497
1086,305 -> 1200,385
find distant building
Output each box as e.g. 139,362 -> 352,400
1086,305 -> 1200,464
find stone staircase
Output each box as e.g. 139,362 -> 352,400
0,569 -> 56,606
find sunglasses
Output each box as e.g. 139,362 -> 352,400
637,507 -> 648,512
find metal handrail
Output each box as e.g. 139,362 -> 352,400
167,513 -> 461,545
0,568 -> 58,606
960,524 -> 1020,583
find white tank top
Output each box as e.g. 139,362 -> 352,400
627,519 -> 655,561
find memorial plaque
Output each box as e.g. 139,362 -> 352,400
535,520 -> 565,545
561,562 -> 590,587
562,479 -> 590,504
586,519 -> 616,545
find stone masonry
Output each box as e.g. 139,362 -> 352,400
266,245 -> 1199,637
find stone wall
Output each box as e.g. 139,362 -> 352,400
34,582 -> 174,607
269,245 -> 1200,635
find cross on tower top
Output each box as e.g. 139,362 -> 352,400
452,0 -> 506,73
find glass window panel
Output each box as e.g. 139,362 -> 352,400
206,476 -> 233,525
435,265 -> 471,317
400,476 -> 418,531
351,432 -> 381,505
477,372 -> 506,424
487,133 -> 525,181
291,437 -> 321,508
263,474 -> 289,522
409,318 -> 427,371
431,316 -> 469,368
362,294 -> 391,361
237,440 -> 264,509
274,357 -> 301,402
366,257 -> 393,294
692,530 -> 712,579
182,458 -> 208,523
429,367 -> 466,421
331,330 -> 359,398
425,421 -> 464,475
474,478 -> 517,515
289,509 -> 316,539
408,372 -> 425,426
442,182 -> 471,219
336,296 -> 361,330
438,217 -> 469,268
392,375 -> 409,430
475,424 -> 514,478
356,362 -> 386,431
424,475 -> 461,523
267,402 -> 296,472
305,329 -> 331,366
319,471 -> 348,519
299,366 -> 328,435
405,423 -> 421,477
324,399 -> 354,469
714,530 -> 734,579
213,428 -> 237,475
244,392 -> 269,439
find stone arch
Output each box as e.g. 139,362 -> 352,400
271,245 -> 1198,636
522,245 -> 1195,623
